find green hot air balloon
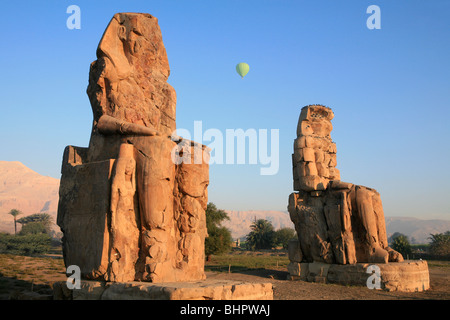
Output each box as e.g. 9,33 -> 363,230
236,62 -> 250,79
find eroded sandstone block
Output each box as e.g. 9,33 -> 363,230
53,279 -> 274,300
292,105 -> 337,192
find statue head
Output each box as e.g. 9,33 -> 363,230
87,13 -> 176,137
96,13 -> 170,80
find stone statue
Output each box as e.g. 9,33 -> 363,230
288,105 -> 403,264
57,13 -> 209,283
109,143 -> 139,282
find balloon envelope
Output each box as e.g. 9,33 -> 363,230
236,62 -> 250,78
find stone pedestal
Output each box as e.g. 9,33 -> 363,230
53,279 -> 273,300
287,260 -> 430,292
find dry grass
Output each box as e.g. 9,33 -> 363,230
0,252 -> 66,299
205,249 -> 289,272
0,249 -> 448,300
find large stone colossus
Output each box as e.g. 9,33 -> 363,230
288,105 -> 403,265
57,13 -> 210,283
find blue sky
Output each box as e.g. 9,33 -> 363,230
0,1 -> 449,219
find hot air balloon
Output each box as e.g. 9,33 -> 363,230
236,62 -> 250,79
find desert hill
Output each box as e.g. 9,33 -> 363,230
222,210 -> 450,244
385,217 -> 450,244
0,161 -> 59,234
223,210 -> 293,240
0,161 -> 448,244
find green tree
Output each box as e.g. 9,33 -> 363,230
7,209 -> 22,235
205,203 -> 232,260
19,222 -> 48,235
246,219 -> 275,250
428,231 -> 450,257
273,228 -> 296,249
17,213 -> 52,235
388,232 -> 405,245
391,234 -> 412,258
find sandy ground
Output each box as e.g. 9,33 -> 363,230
0,253 -> 448,300
206,265 -> 449,300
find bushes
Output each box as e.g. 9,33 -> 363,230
205,203 -> 233,259
428,232 -> 450,258
391,234 -> 412,258
17,213 -> 52,235
0,212 -> 55,256
0,232 -> 51,255
273,228 -> 296,249
246,219 -> 296,250
389,231 -> 450,260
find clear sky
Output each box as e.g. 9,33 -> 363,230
0,1 -> 449,219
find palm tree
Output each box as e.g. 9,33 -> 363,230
428,232 -> 450,257
391,234 -> 412,258
246,219 -> 275,250
8,209 -> 23,235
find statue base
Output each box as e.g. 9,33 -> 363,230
287,260 -> 430,292
53,279 -> 273,300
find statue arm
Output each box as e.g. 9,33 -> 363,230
97,114 -> 161,136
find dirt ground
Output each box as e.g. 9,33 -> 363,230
206,264 -> 450,300
0,253 -> 448,300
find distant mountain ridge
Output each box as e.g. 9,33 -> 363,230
223,210 -> 450,244
0,161 -> 59,233
223,210 -> 292,240
385,217 -> 450,244
0,161 -> 448,244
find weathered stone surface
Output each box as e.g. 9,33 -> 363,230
57,13 -> 210,284
288,105 -> 404,266
287,105 -> 429,291
87,13 -> 175,142
306,262 -> 331,283
292,105 -> 337,192
287,239 -> 303,263
289,181 -> 400,266
57,151 -> 114,279
73,281 -> 107,300
375,260 -> 430,292
288,260 -> 430,292
53,280 -> 273,300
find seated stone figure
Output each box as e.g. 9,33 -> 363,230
288,105 -> 402,264
57,13 -> 209,283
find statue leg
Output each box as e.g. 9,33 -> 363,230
355,186 -> 389,263
135,136 -> 177,282
108,143 -> 140,282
